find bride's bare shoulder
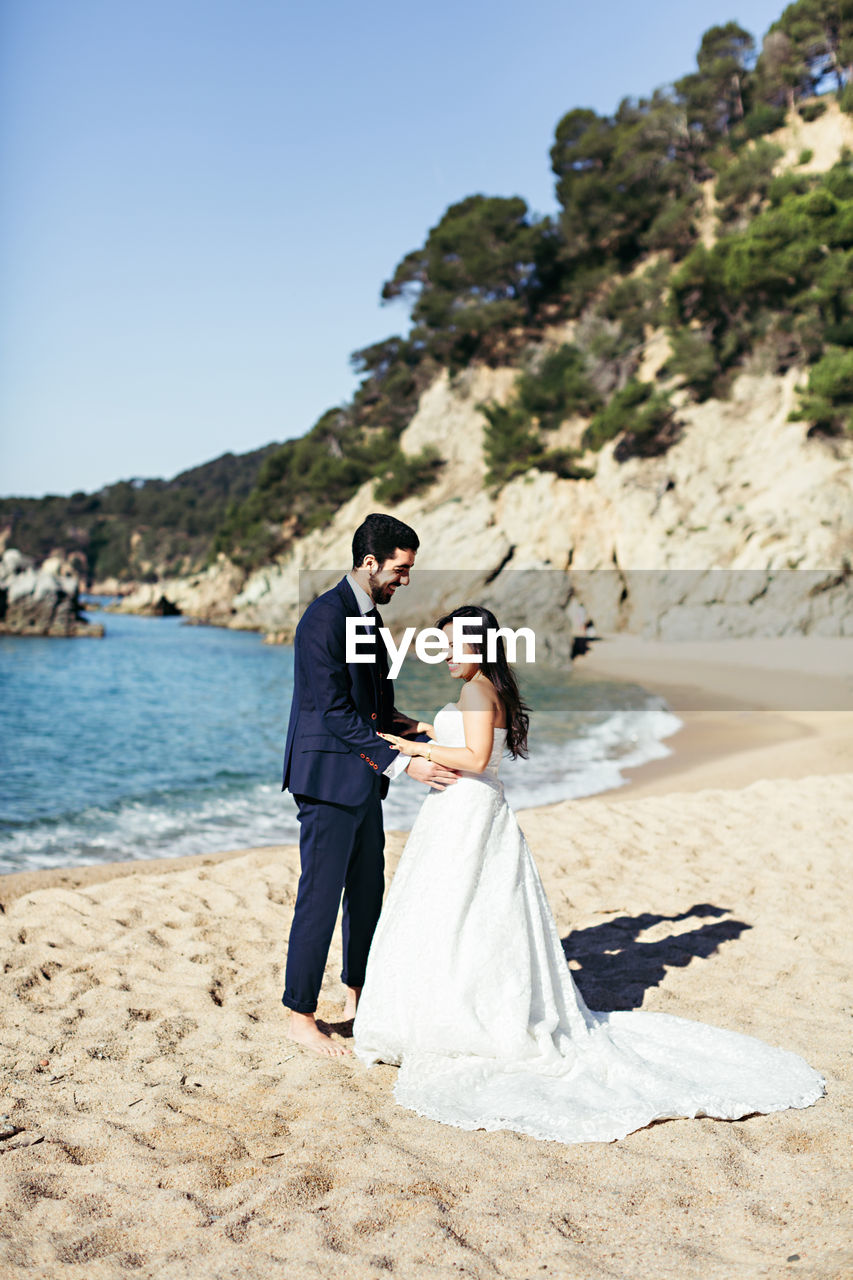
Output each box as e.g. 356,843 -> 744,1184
458,678 -> 502,721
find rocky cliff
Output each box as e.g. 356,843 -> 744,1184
0,550 -> 104,638
224,363 -> 853,653
106,360 -> 853,653
106,556 -> 246,625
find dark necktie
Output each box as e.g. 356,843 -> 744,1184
365,608 -> 388,717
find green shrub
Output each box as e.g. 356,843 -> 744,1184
798,101 -> 827,123
797,148 -> 814,166
600,260 -> 671,336
573,316 -> 637,394
824,318 -> 853,346
669,164 -> 853,396
477,337 -> 613,488
767,172 -> 813,204
664,329 -> 720,400
569,260 -> 674,398
583,381 -> 650,450
642,195 -> 699,256
481,400 -> 592,488
86,521 -> 131,581
838,83 -> 853,115
741,104 -> 787,139
582,381 -> 679,458
790,347 -> 853,435
823,154 -> 853,201
536,449 -> 593,480
715,141 -> 784,222
373,447 -> 444,505
516,345 -> 602,428
481,403 -> 545,487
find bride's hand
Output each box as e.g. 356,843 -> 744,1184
416,722 -> 436,739
378,732 -> 426,758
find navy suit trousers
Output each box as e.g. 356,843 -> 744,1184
281,788 -> 385,1014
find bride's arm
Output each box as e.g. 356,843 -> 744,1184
379,684 -> 496,774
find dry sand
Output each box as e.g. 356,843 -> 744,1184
2,637 -> 852,1279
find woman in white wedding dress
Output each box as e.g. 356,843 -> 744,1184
352,605 -> 825,1144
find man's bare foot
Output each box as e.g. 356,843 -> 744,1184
341,985 -> 362,1021
288,1011 -> 351,1058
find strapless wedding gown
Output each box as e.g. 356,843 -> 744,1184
353,703 -> 825,1144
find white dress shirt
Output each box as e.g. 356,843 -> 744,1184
345,573 -> 410,780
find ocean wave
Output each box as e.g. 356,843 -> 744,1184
0,784 -> 303,876
0,698 -> 682,875
382,697 -> 682,830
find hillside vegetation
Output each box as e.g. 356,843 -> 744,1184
3,0 -> 853,583
0,446 -> 277,583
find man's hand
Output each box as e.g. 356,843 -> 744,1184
378,731 -> 423,757
404,755 -> 460,790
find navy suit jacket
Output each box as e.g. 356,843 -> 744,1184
282,577 -> 420,805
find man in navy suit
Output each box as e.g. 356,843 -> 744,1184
282,513 -> 459,1056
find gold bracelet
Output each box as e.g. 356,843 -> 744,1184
426,744 -> 432,763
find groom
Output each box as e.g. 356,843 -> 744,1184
281,512 -> 459,1056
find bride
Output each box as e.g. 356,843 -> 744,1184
352,604 -> 825,1144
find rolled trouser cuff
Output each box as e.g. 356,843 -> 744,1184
281,991 -> 318,1014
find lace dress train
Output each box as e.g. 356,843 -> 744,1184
353,703 -> 825,1144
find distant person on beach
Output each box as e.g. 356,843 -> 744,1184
280,513 -> 459,1057
568,594 -> 596,659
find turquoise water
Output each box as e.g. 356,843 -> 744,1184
0,606 -> 681,874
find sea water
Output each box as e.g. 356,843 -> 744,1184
0,606 -> 681,875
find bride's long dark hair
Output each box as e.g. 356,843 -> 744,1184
435,604 -> 530,760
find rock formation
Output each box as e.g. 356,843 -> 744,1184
0,550 -> 104,638
107,556 -> 246,625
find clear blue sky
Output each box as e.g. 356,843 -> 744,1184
1,0 -> 787,498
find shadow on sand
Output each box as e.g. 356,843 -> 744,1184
562,903 -> 751,1012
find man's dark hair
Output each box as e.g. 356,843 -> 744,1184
352,513 -> 419,568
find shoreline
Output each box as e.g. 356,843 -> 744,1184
574,633 -> 853,800
3,635 -> 851,908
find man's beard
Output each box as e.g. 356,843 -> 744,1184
369,575 -> 395,605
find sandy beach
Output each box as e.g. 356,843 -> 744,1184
2,636 -> 851,1279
